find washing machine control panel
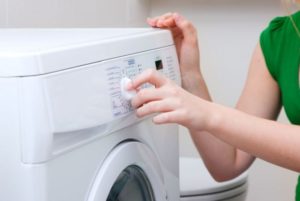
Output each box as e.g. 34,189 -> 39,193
105,46 -> 180,118
43,45 -> 180,135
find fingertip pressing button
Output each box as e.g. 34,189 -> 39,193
120,77 -> 137,101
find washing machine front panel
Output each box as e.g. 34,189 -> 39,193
19,45 -> 180,164
87,141 -> 168,201
0,29 -> 180,201
25,119 -> 178,201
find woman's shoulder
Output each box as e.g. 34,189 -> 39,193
262,11 -> 300,36
267,15 -> 287,31
259,11 -> 300,81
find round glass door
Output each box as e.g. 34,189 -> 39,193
107,165 -> 155,201
87,142 -> 167,201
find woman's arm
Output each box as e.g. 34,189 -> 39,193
208,99 -> 300,173
133,13 -> 284,181
128,44 -> 285,180
189,44 -> 282,181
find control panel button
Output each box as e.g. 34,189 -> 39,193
120,77 -> 137,101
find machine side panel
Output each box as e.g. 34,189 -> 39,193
0,78 -> 47,201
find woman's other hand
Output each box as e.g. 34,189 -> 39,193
147,13 -> 210,100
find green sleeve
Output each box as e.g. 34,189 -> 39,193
260,16 -> 287,81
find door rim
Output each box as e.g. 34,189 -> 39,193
86,141 -> 167,201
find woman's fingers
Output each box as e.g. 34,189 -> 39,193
157,15 -> 174,27
162,17 -> 176,27
128,69 -> 166,90
153,110 -> 187,124
147,18 -> 157,27
148,13 -> 197,44
173,13 -> 197,43
148,12 -> 176,28
131,87 -> 165,108
136,99 -> 174,118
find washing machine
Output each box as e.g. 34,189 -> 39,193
0,28 -> 181,201
180,157 -> 248,201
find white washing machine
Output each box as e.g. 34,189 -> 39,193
180,157 -> 248,201
0,29 -> 181,201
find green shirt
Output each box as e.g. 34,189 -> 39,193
260,11 -> 300,200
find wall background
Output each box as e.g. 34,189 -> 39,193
0,0 -> 298,200
0,0 -> 150,27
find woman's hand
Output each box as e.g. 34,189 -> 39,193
147,13 -> 211,100
128,69 -> 214,131
147,13 -> 201,87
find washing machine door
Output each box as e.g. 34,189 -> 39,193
87,141 -> 168,201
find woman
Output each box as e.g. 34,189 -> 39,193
127,2 -> 300,200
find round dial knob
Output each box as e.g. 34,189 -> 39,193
120,77 -> 137,101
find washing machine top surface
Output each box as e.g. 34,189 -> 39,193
180,157 -> 248,196
0,28 -> 173,77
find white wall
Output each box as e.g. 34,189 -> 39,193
151,0 -> 298,200
0,0 -> 150,27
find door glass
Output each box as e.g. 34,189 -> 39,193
107,165 -> 155,201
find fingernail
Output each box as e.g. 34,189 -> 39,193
174,13 -> 181,22
126,82 -> 132,90
147,18 -> 157,27
148,18 -> 155,23
157,19 -> 164,27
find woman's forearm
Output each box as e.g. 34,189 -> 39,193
181,72 -> 211,100
182,73 -> 249,181
207,103 -> 300,173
